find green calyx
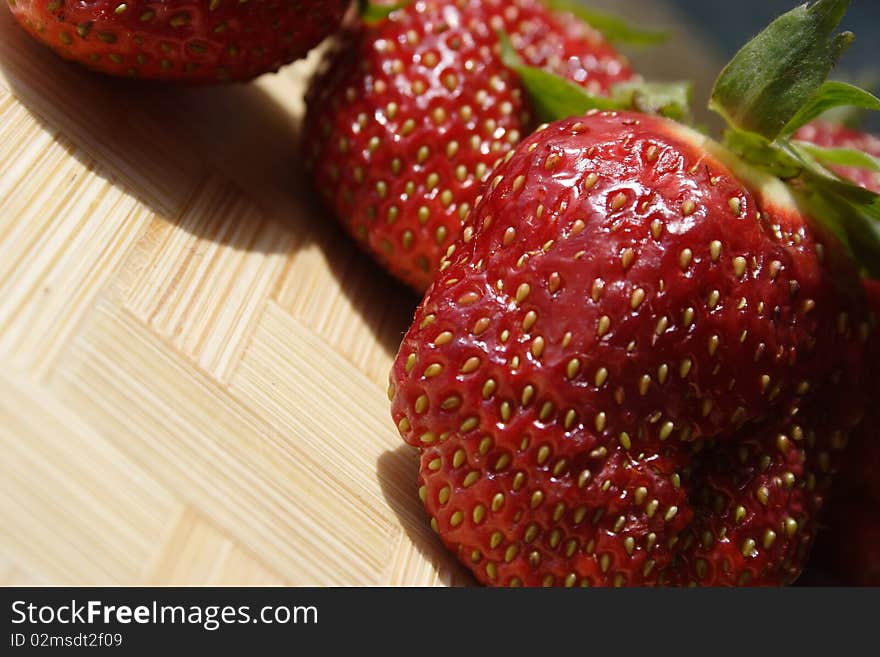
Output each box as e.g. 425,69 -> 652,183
358,0 -> 410,24
498,31 -> 692,124
794,141 -> 880,174
782,81 -> 880,138
710,0 -> 854,140
545,1 -> 669,47
709,0 -> 880,277
358,1 -> 879,275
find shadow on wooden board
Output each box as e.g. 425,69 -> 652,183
377,444 -> 475,587
0,8 -> 417,362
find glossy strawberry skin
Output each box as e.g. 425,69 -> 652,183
304,0 -> 635,291
389,111 -> 871,586
7,0 -> 349,82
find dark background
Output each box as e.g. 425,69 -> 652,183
585,0 -> 880,131
672,0 -> 880,129
668,0 -> 879,75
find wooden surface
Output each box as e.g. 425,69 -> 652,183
0,7 -> 477,586
0,3 -> 719,586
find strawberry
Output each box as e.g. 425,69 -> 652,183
810,501 -> 880,586
389,110 -> 871,586
388,0 -> 880,586
6,0 -> 349,82
842,279 -> 880,508
840,277 -> 880,507
303,0 -> 644,291
809,281 -> 880,586
815,270 -> 880,585
794,123 -> 880,585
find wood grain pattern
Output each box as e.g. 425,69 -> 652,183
0,2 -> 714,586
0,6 -> 467,586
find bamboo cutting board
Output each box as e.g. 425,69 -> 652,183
0,2 -> 720,586
0,7 -> 477,586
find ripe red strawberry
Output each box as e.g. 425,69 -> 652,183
388,110 -> 872,586
787,124 -> 880,505
793,123 -> 880,585
304,0 -> 637,291
808,281 -> 880,586
6,0 -> 349,82
810,502 -> 880,586
810,276 -> 880,585
841,277 -> 880,506
794,122 -> 880,194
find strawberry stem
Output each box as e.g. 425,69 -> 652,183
710,0 -> 880,277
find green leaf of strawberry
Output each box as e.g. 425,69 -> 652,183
722,130 -> 803,179
709,0 -> 880,277
388,0 -> 879,589
793,142 -> 880,173
358,0 -> 411,24
497,32 -> 621,118
499,31 -> 692,124
612,81 -> 694,123
545,1 -> 670,47
710,0 -> 855,141
795,121 -> 880,192
782,81 -> 880,137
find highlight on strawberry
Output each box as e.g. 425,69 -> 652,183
388,0 -> 880,586
303,0 -> 677,291
5,0 -> 350,82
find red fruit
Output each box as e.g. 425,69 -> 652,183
795,123 -> 880,585
794,122 -> 880,194
795,122 -> 880,501
811,501 -> 880,586
810,277 -> 880,585
304,0 -> 635,291
840,274 -> 880,504
7,0 -> 349,82
388,111 -> 871,586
